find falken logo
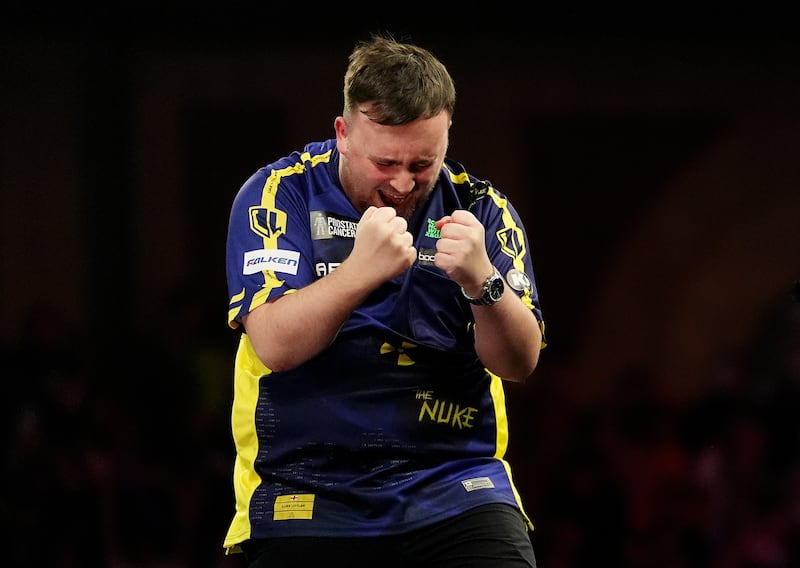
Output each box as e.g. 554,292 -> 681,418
243,249 -> 300,275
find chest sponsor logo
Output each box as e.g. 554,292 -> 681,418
417,247 -> 437,266
310,211 -> 358,240
424,217 -> 441,239
243,249 -> 300,275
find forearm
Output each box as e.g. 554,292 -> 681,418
472,294 -> 542,382
242,261 -> 374,372
241,207 -> 417,372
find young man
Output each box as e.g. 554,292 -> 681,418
224,34 -> 546,567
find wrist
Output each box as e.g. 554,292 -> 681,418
461,267 -> 505,306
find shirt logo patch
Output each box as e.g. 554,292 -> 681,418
417,247 -> 436,266
424,218 -> 441,239
505,269 -> 531,292
496,226 -> 526,259
310,211 -> 358,240
381,340 -> 417,366
273,494 -> 315,520
243,249 -> 300,275
461,477 -> 495,492
249,206 -> 286,239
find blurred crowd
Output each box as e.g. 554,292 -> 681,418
1,288 -> 239,567
519,288 -> 800,567
2,286 -> 799,567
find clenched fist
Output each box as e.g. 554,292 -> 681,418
352,206 -> 417,285
434,209 -> 495,296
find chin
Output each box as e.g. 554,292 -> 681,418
397,206 -> 417,220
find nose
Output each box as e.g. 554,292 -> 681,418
389,170 -> 415,194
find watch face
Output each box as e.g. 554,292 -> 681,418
462,270 -> 505,305
488,277 -> 504,301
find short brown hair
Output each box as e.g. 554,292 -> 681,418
343,34 -> 456,126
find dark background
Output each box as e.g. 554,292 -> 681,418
2,9 -> 800,567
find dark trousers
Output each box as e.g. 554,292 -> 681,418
242,503 -> 536,568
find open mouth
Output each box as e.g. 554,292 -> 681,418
379,190 -> 405,207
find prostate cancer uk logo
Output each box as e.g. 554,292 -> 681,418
310,210 -> 358,241
243,249 -> 300,276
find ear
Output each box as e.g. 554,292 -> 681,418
334,116 -> 348,154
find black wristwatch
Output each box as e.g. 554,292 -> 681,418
461,267 -> 504,306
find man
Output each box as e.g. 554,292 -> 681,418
224,33 -> 546,567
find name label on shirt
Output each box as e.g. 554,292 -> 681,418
273,494 -> 315,520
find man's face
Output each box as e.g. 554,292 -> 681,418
334,109 -> 450,219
